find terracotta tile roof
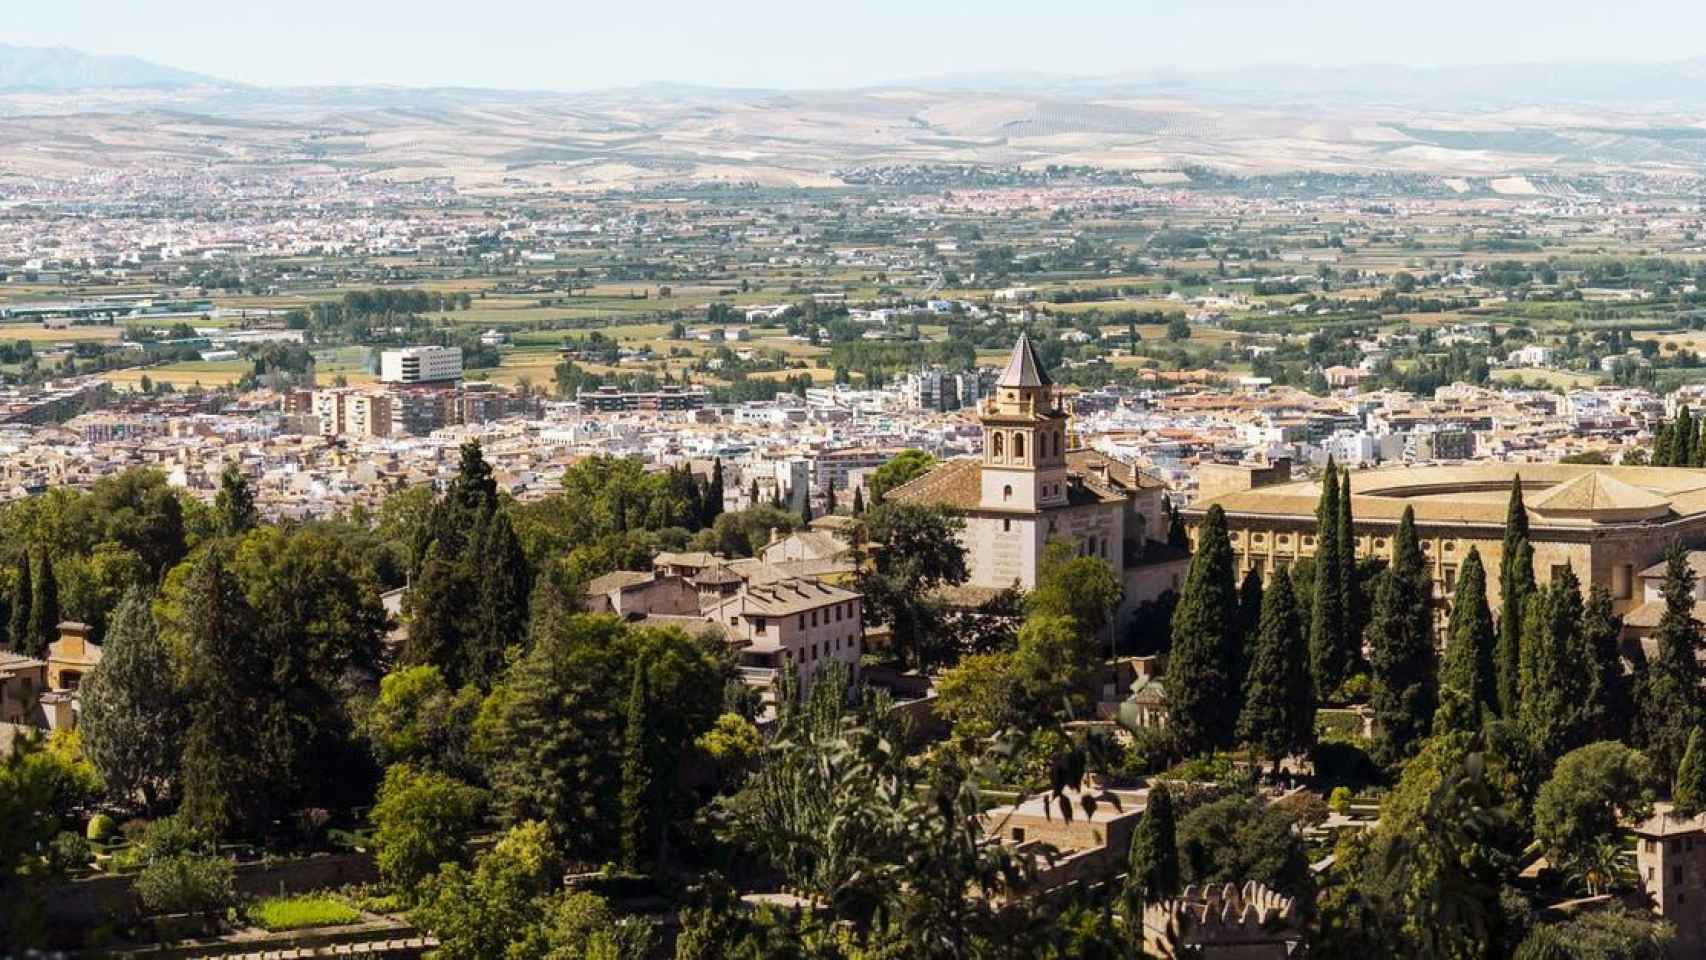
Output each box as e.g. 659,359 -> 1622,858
886,456 -> 983,510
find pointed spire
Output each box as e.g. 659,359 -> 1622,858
997,333 -> 1052,388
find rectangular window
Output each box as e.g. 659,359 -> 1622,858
811,610 -> 818,627
1443,566 -> 1458,595
1615,564 -> 1634,600
799,615 -> 805,630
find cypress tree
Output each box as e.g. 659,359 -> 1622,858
1639,543 -> 1706,780
1167,504 -> 1240,755
1235,566 -> 1264,694
1367,506 -> 1436,765
400,540 -> 468,685
749,478 -> 760,507
1496,478 -> 1533,717
1310,459 -> 1350,700
852,485 -> 865,516
826,476 -> 838,516
1671,405 -> 1685,467
80,586 -> 186,812
214,463 -> 258,537
27,550 -> 60,659
705,458 -> 725,527
1655,420 -> 1674,467
1518,567 -> 1592,767
800,496 -> 814,525
619,665 -> 661,872
1442,546 -> 1497,717
6,552 -> 29,653
179,547 -> 272,836
1582,584 -> 1634,741
465,506 -> 532,690
1126,781 -> 1180,903
1696,419 -> 1706,468
1238,570 -> 1314,768
450,439 -> 497,513
1676,728 -> 1706,818
1337,470 -> 1362,650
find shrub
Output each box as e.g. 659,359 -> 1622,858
48,831 -> 93,874
135,854 -> 236,916
86,813 -> 117,843
371,764 -> 484,893
1328,786 -> 1353,813
247,895 -> 361,932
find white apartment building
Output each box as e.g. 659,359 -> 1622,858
381,346 -> 463,384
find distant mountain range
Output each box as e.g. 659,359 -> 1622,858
0,43 -> 227,91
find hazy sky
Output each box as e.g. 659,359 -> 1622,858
4,0 -> 1704,90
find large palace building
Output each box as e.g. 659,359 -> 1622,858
888,335 -> 1187,627
1184,461 -> 1706,632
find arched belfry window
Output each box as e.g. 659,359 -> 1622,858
1014,433 -> 1026,461
991,433 -> 1004,458
1054,431 -> 1063,457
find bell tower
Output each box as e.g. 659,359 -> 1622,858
980,334 -> 1069,512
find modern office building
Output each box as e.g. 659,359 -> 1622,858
380,346 -> 463,384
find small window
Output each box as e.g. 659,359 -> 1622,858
1003,518 -> 1012,532
811,611 -> 818,627
799,615 -> 805,629
1014,433 -> 1026,460
1003,484 -> 1013,502
992,433 -> 1004,458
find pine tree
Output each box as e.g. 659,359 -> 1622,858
1676,728 -> 1706,818
214,463 -> 258,537
450,439 -> 497,513
1167,505 -> 1240,755
1496,478 -> 1533,717
619,665 -> 661,872
705,458 -> 725,527
1367,506 -> 1436,765
1310,460 -> 1352,700
1238,570 -> 1314,768
26,550 -> 60,659
1442,546 -> 1497,718
1639,543 -> 1706,780
80,586 -> 186,812
6,552 -> 29,653
1582,584 -> 1634,741
852,485 -> 866,516
1126,781 -> 1180,903
1518,567 -> 1593,766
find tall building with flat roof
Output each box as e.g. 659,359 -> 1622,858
381,346 -> 463,384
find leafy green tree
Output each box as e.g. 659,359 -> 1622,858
1176,795 -> 1313,901
857,503 -> 968,670
78,587 -> 185,812
867,449 -> 935,503
410,820 -> 563,960
687,505 -> 797,559
1497,478 -> 1533,717
1311,461 -> 1353,699
177,547 -> 276,837
1637,543 -> 1706,780
366,664 -> 482,779
1442,546 -> 1496,719
1533,741 -> 1656,885
1030,539 -> 1122,639
1126,781 -> 1179,903
1582,585 -> 1633,742
1169,505 -> 1239,754
371,763 -> 484,893
1367,506 -> 1436,765
56,542 -> 150,641
1519,568 -> 1594,768
26,550 -> 59,659
1674,728 -> 1706,818
7,552 -> 30,653
213,464 -> 258,538
1513,907 -> 1672,960
476,617 -> 721,861
1238,570 -> 1314,767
